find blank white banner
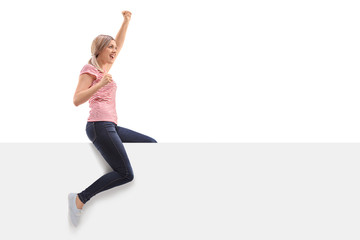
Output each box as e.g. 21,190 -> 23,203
0,143 -> 359,239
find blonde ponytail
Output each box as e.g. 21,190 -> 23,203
88,54 -> 104,73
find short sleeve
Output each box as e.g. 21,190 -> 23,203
80,64 -> 98,79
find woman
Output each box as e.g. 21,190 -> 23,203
68,10 -> 157,227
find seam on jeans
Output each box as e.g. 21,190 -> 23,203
91,173 -> 130,197
86,122 -> 97,142
105,125 -> 130,175
92,122 -> 97,142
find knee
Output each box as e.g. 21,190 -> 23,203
148,137 -> 157,143
125,172 -> 134,182
114,168 -> 134,182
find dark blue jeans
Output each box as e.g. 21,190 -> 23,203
78,121 -> 157,204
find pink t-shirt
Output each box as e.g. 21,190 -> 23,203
79,64 -> 118,124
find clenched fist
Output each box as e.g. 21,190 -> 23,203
122,10 -> 132,21
99,73 -> 113,88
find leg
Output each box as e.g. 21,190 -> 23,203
77,121 -> 134,204
116,125 -> 157,143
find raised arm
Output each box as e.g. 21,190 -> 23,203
115,11 -> 132,53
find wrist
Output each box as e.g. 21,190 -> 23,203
95,81 -> 104,90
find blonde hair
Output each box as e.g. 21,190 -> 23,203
88,34 -> 115,73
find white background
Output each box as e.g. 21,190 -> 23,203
1,1 -> 359,238
0,0 -> 359,142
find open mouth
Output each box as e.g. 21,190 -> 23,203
110,54 -> 115,59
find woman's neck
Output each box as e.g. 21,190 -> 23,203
97,58 -> 110,73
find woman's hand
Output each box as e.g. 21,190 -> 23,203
122,10 -> 132,21
98,74 -> 113,88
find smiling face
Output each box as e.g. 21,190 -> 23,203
98,40 -> 118,63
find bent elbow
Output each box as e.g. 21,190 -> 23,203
73,98 -> 80,107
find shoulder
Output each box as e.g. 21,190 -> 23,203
79,65 -> 100,83
81,63 -> 96,71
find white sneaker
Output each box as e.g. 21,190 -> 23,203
68,193 -> 82,227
